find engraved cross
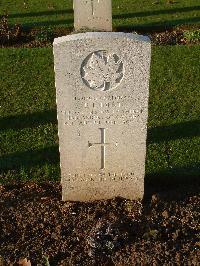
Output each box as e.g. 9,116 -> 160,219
88,128 -> 118,170
91,0 -> 95,16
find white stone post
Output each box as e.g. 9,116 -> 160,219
73,0 -> 112,32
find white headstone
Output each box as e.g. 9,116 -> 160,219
73,0 -> 112,32
53,32 -> 151,201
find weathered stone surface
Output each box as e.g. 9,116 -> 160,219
73,0 -> 112,32
53,32 -> 151,201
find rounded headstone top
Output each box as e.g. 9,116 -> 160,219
53,32 -> 151,46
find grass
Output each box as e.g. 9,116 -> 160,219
0,48 -> 59,182
183,29 -> 200,42
0,46 -> 199,186
147,45 -> 200,186
0,0 -> 199,30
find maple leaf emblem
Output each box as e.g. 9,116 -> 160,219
81,51 -> 124,91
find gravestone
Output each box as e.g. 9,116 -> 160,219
53,32 -> 151,201
73,0 -> 112,32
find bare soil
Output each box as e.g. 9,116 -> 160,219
1,24 -> 200,48
0,182 -> 199,266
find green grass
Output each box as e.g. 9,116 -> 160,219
0,46 -> 200,185
0,48 -> 59,182
147,45 -> 200,185
0,0 -> 199,30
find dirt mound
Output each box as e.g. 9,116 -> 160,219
0,182 -> 199,265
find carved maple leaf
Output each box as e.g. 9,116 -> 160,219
83,51 -> 123,91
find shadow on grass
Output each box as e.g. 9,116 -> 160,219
19,16 -> 200,31
0,110 -> 57,131
0,111 -> 199,194
144,164 -> 200,201
145,164 -> 200,187
147,119 -> 200,143
113,6 -> 200,20
21,19 -> 74,29
6,6 -> 200,20
0,146 -> 199,198
20,16 -> 200,30
6,9 -> 73,19
5,5 -> 200,30
115,17 -> 200,32
1,111 -> 199,142
0,145 -> 59,169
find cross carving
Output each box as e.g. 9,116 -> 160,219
88,128 -> 118,169
91,0 -> 95,16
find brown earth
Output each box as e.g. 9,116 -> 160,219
0,182 -> 199,266
0,15 -> 199,48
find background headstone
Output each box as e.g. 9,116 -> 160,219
54,32 -> 151,201
73,0 -> 112,32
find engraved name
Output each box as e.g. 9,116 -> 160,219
63,108 -> 142,126
60,93 -> 145,126
65,172 -> 137,182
